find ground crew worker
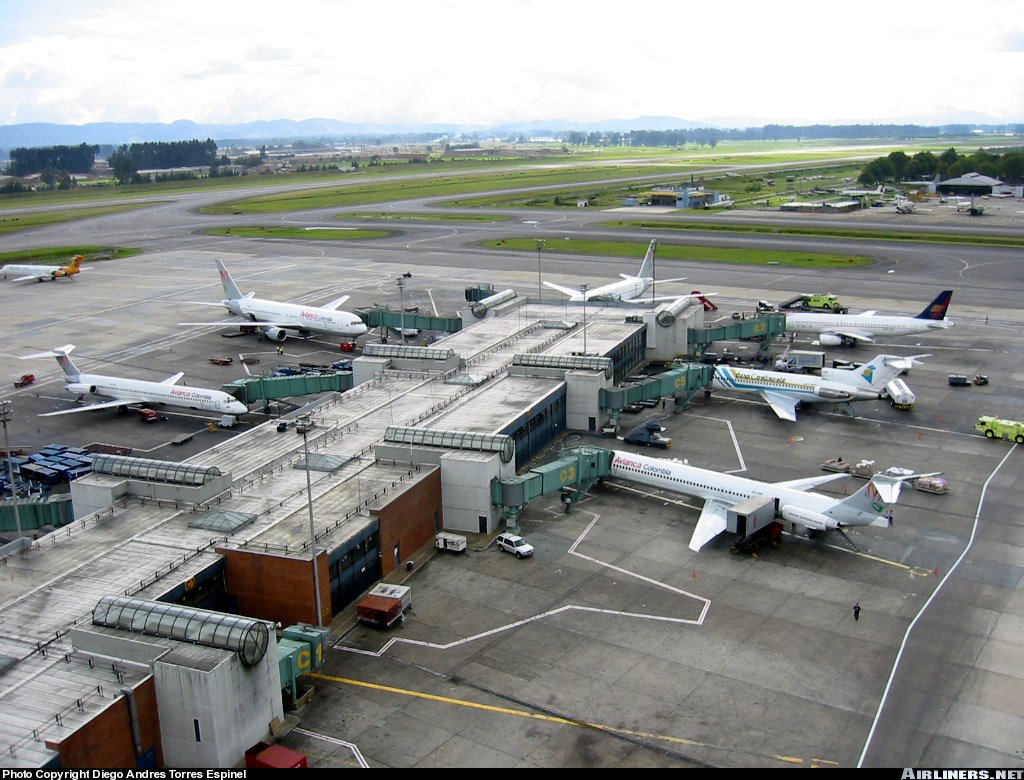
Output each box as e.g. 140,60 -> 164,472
853,602 -> 861,621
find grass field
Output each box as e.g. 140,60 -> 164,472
0,202 -> 161,236
484,237 -> 873,268
0,246 -> 141,263
334,211 -> 510,222
599,219 -> 1024,248
206,226 -> 391,240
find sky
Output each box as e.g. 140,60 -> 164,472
1,0 -> 1023,129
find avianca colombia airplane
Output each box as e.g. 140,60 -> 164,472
23,344 -> 248,418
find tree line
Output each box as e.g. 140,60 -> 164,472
108,139 -> 220,183
563,123 -> 1024,148
8,143 -> 99,176
857,147 -> 1024,185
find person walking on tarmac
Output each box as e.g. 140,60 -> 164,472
853,602 -> 861,621
277,345 -> 285,355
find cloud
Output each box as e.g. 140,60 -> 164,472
1000,31 -> 1024,51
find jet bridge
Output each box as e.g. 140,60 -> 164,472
688,313 -> 786,357
492,446 -> 613,525
355,306 -> 463,334
599,362 -> 712,424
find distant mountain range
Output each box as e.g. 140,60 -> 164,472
0,116 -> 712,149
0,114 -> 1018,150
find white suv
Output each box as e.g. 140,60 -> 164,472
495,532 -> 534,558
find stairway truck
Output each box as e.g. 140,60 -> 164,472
774,350 -> 825,373
882,378 -> 915,409
779,293 -> 847,313
975,416 -> 1024,443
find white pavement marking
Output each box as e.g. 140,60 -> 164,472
856,442 -> 1018,767
292,727 -> 369,768
334,510 -> 710,660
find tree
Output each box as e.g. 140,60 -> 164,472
887,151 -> 909,181
939,147 -> 959,166
108,146 -> 137,184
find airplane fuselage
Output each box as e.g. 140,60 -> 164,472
712,365 -> 878,405
68,373 -> 247,415
786,313 -> 953,339
1,263 -> 78,281
233,296 -> 368,337
610,450 -> 885,528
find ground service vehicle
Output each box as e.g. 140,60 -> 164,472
13,374 -> 34,388
774,350 -> 825,372
883,378 -> 915,409
495,532 -> 534,558
948,374 -> 971,386
975,416 -> 1024,443
777,293 -> 848,313
435,532 -> 467,553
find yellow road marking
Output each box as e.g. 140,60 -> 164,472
311,671 -> 829,766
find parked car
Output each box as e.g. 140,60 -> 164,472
495,532 -> 534,558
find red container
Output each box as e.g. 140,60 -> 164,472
245,741 -> 308,769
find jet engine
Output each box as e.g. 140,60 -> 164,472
818,334 -> 843,347
780,505 -> 839,532
815,387 -> 853,401
261,327 -> 288,342
66,383 -> 98,395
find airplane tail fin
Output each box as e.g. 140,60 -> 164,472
827,474 -> 904,524
833,354 -> 929,391
637,239 -> 657,280
22,344 -> 81,380
828,470 -> 939,525
68,255 -> 84,270
915,291 -> 953,320
216,260 -> 244,301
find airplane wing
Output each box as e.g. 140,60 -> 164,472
775,472 -> 849,490
321,294 -> 350,311
823,329 -> 875,344
39,398 -> 152,417
543,281 -> 580,298
178,320 -> 296,328
759,391 -> 799,421
8,274 -> 41,282
689,499 -> 731,551
859,311 -> 877,317
161,372 -> 184,385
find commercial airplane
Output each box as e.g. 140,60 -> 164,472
709,354 -> 924,421
610,449 -> 930,551
180,260 -> 369,342
1,255 -> 89,282
785,291 -> 954,346
542,240 -> 695,303
22,344 -> 249,418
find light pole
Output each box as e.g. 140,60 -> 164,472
0,401 -> 22,539
396,277 -> 406,345
535,238 -> 545,302
296,416 -> 323,627
578,283 -> 589,356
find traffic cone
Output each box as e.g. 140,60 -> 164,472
691,570 -> 698,579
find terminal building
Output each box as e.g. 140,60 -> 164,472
0,285 -> 783,768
